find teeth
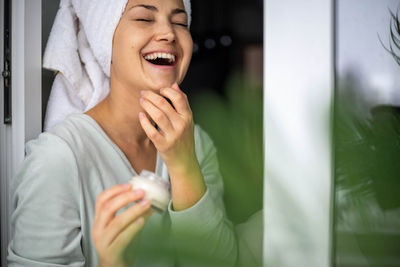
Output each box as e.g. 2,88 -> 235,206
144,52 -> 176,63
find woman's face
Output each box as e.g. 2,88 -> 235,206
111,0 -> 193,91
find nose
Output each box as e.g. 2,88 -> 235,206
154,23 -> 176,43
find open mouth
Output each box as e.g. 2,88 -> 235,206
144,52 -> 176,66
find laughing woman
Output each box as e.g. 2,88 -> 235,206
7,0 -> 237,266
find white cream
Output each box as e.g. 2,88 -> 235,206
129,170 -> 171,213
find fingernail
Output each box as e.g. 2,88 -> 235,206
139,112 -> 145,119
133,189 -> 143,194
140,90 -> 145,96
140,199 -> 150,207
140,98 -> 144,104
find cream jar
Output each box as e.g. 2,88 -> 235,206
130,170 -> 171,213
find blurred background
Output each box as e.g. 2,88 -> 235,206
334,0 -> 400,266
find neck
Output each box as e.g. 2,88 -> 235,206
86,79 -> 150,146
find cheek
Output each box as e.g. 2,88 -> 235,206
183,40 -> 193,70
177,37 -> 193,82
184,35 -> 194,55
112,30 -> 130,63
114,25 -> 147,56
180,34 -> 193,63
114,39 -> 142,70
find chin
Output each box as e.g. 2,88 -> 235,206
148,79 -> 178,90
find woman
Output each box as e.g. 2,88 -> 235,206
7,0 -> 237,266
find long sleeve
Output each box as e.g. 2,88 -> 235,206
7,133 -> 85,267
168,125 -> 238,267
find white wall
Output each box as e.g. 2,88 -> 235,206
263,0 -> 334,266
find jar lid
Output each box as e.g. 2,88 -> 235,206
140,170 -> 170,189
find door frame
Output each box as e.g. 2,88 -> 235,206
0,0 -> 41,266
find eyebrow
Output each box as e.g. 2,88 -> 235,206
171,8 -> 186,15
129,4 -> 158,11
128,4 -> 187,16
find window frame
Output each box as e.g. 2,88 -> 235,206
0,1 -> 42,266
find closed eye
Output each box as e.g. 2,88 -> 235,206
136,19 -> 153,22
173,23 -> 188,27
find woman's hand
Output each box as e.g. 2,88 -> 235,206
138,83 -> 196,170
139,83 -> 206,211
92,183 -> 152,267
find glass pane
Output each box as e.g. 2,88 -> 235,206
188,1 -> 264,266
334,1 -> 400,266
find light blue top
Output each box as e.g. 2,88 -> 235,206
7,114 -> 237,267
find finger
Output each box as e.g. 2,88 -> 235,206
104,199 -> 152,246
159,84 -> 191,116
142,209 -> 154,220
95,183 -> 132,216
140,90 -> 179,122
139,112 -> 164,143
96,189 -> 145,230
140,97 -> 174,134
109,216 -> 145,253
109,209 -> 154,253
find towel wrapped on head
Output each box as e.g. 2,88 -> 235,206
43,0 -> 192,131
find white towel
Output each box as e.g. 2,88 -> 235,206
43,0 -> 192,131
